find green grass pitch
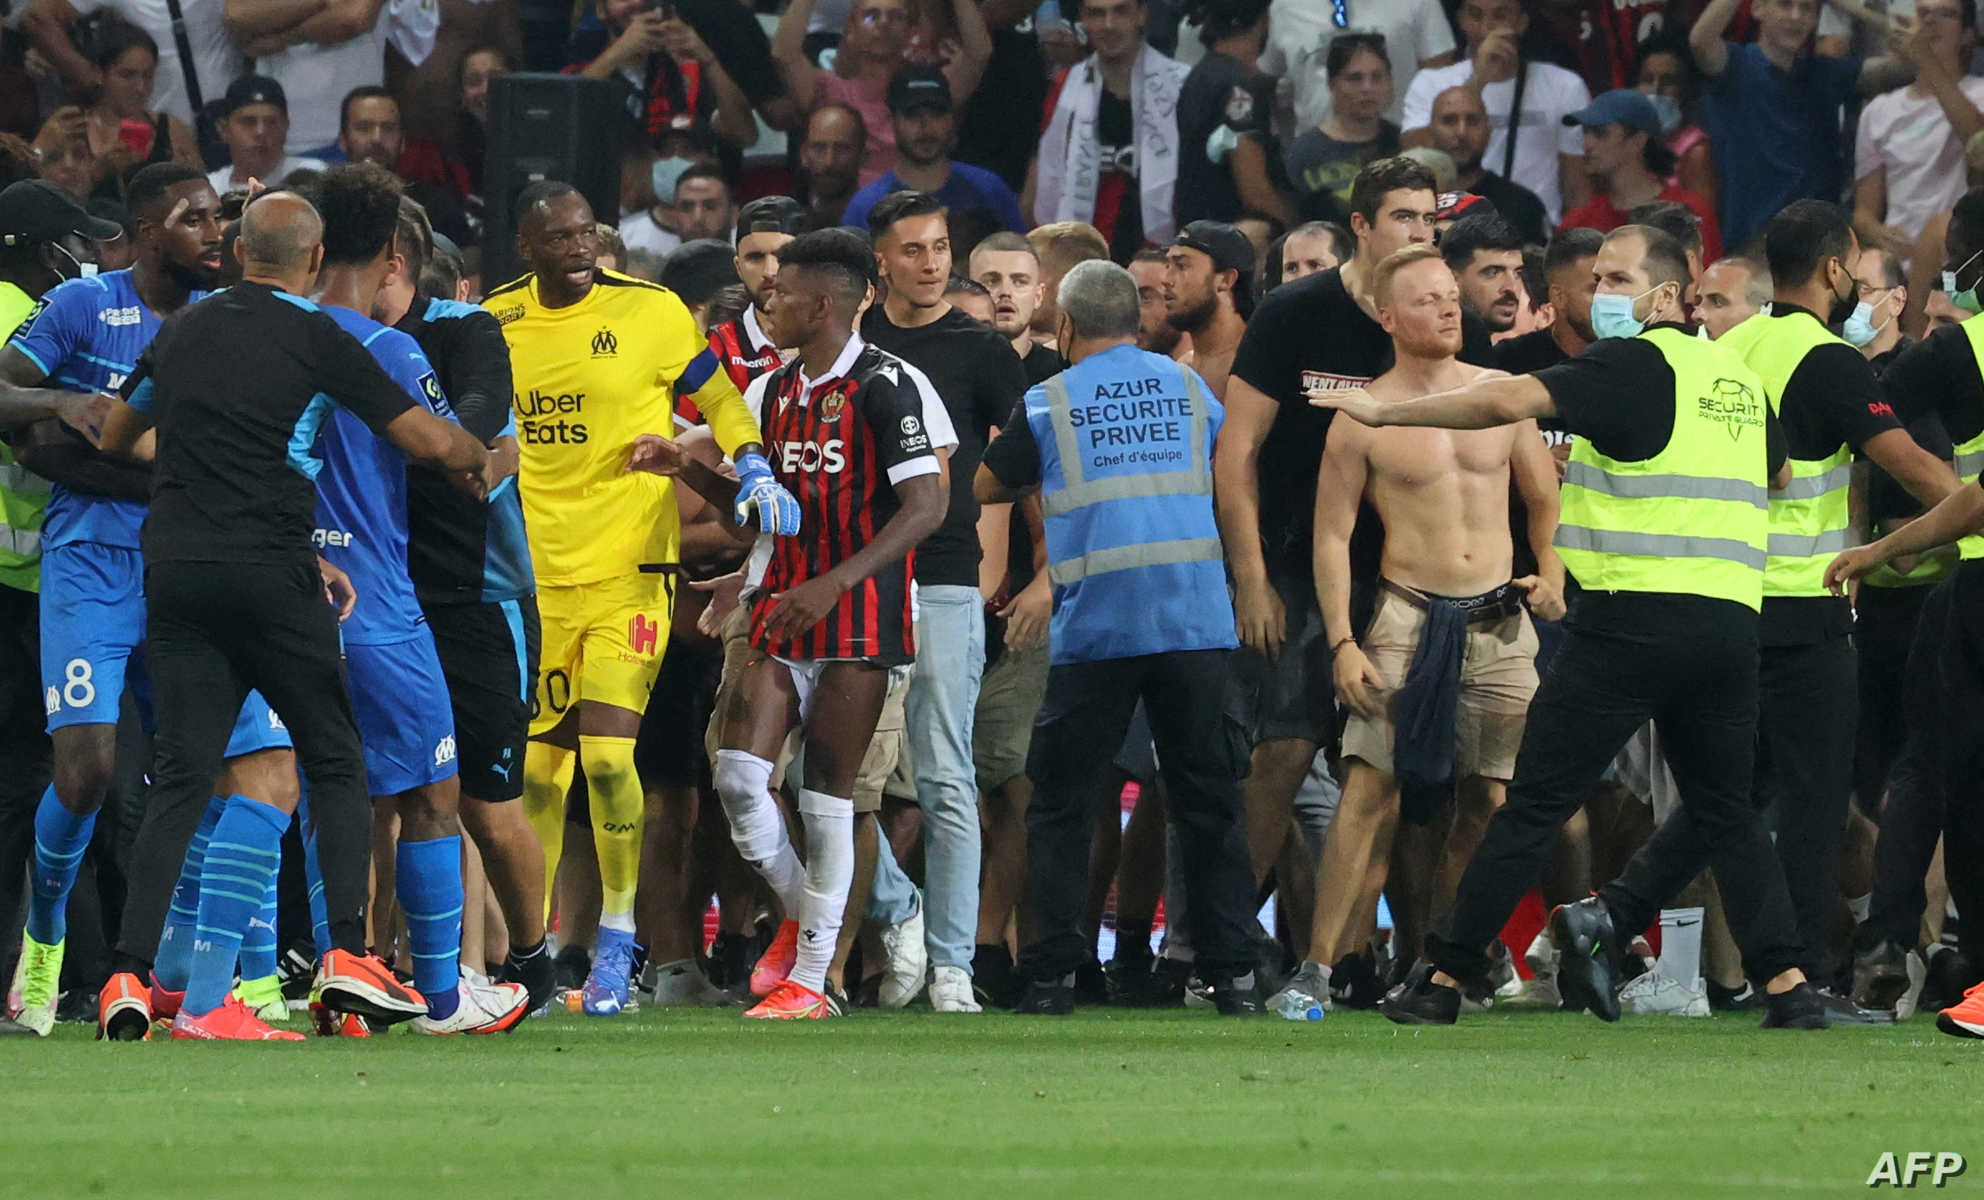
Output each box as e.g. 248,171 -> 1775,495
5,1007 -> 1975,1198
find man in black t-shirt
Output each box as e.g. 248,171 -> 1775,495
1493,227 -> 1601,378
1173,0 -> 1284,229
1215,156 -> 1496,963
96,192 -> 493,1036
860,191 -> 1028,1011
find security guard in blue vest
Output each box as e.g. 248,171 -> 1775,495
1315,225 -> 1829,1029
976,260 -> 1259,1017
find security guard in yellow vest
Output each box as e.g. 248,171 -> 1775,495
1314,223 -> 1829,1029
1827,187 -> 1984,1027
1713,201 -> 1958,1024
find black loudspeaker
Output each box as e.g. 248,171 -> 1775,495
482,73 -> 626,286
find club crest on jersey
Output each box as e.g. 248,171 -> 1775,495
821,390 -> 845,421
591,328 -> 618,357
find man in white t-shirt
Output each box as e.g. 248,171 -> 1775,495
1401,0 -> 1590,225
18,0 -> 242,127
1261,0 -> 1456,132
204,75 -> 324,193
226,0 -> 437,153
1852,0 -> 1983,246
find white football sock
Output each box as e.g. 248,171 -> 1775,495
1656,907 -> 1705,988
790,789 -> 854,992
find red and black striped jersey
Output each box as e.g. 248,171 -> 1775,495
698,307 -> 782,422
747,336 -> 939,665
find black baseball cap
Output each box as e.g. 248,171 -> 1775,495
222,74 -> 289,117
887,65 -> 953,115
1172,220 -> 1255,277
0,179 -> 125,248
734,195 -> 808,243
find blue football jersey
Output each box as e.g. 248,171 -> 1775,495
307,305 -> 456,645
6,270 -> 208,550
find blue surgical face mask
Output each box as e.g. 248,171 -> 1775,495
650,156 -> 694,207
49,241 -> 98,281
1942,249 -> 1983,314
1643,92 -> 1684,134
1842,292 -> 1895,348
1590,284 -> 1664,340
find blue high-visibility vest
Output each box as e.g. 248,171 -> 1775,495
1025,343 -> 1238,665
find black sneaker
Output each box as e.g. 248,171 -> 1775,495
1205,972 -> 1261,1016
1014,978 -> 1076,1015
1761,981 -> 1829,1029
1379,960 -> 1460,1026
553,943 -> 590,993
54,984 -> 95,1024
973,944 -> 1021,1010
1707,978 -> 1762,1011
1074,956 -> 1108,1005
1328,951 -> 1386,1010
1850,939 -> 1913,1012
1102,953 -> 1157,1007
503,945 -> 558,1014
1814,986 -> 1895,1025
1550,898 -> 1625,1023
1920,950 -> 1982,1014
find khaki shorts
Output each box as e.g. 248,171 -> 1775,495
705,602 -> 910,814
1340,587 -> 1538,781
973,640 -> 1050,790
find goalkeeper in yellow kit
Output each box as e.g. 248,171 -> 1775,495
487,182 -> 799,1015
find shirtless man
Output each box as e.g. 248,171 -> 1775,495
1164,221 -> 1253,398
1268,243 -> 1564,1022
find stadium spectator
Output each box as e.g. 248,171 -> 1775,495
1852,0 -> 1983,247
1442,210 -> 1526,335
567,0 -> 766,161
1849,236 -> 1911,364
1283,34 -> 1400,227
1268,221 -> 1348,290
33,112 -> 102,202
18,0 -> 236,130
1128,244 -> 1183,355
796,104 -> 869,230
1636,30 -> 1718,224
1164,219 -> 1251,397
1024,219 -> 1109,346
76,19 -> 203,185
1493,227 -> 1599,377
325,87 -> 471,245
1422,86 -> 1549,245
1561,89 -> 1722,263
1696,253 -> 1772,340
227,0 -> 439,156
1028,0 -> 1190,260
1402,0 -> 1592,226
1691,0 -> 1914,250
839,66 -> 1026,240
1529,0 -> 1669,93
622,161 -> 730,258
1173,0 -> 1288,229
205,76 -> 325,196
1260,0 -> 1454,133
775,0 -> 991,189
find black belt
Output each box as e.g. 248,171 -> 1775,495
1381,579 -> 1523,624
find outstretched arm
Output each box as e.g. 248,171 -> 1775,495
1309,374 -> 1556,430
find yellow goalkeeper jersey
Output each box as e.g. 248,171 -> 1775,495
486,269 -> 762,587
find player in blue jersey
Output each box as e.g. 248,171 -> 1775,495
301,164 -> 529,1034
375,200 -> 553,1011
0,165 -> 302,1038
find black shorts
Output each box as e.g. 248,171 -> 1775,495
1230,564 -> 1339,747
423,595 -> 540,802
635,637 -> 723,791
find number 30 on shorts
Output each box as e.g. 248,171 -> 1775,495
530,668 -> 572,721
43,658 -> 96,715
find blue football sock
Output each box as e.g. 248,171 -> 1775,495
153,795 -> 226,992
28,785 -> 98,946
237,871 -> 280,982
397,835 -> 464,1021
297,782 -> 332,958
184,796 -> 286,1017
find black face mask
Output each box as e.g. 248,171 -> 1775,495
1827,262 -> 1857,327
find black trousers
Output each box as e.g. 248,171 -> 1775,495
116,559 -> 373,968
1429,596 -> 1806,985
1854,582 -> 1932,813
1863,567 -> 1984,956
1015,649 -> 1255,983
1757,636 -> 1857,981
0,582 -> 50,958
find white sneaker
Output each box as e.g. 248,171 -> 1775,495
878,890 -> 928,1009
929,965 -> 982,1012
1896,949 -> 1929,1021
1523,928 -> 1560,981
410,969 -> 530,1034
648,958 -> 737,1007
1618,971 -> 1710,1017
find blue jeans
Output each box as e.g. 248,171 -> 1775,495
904,585 -> 985,970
